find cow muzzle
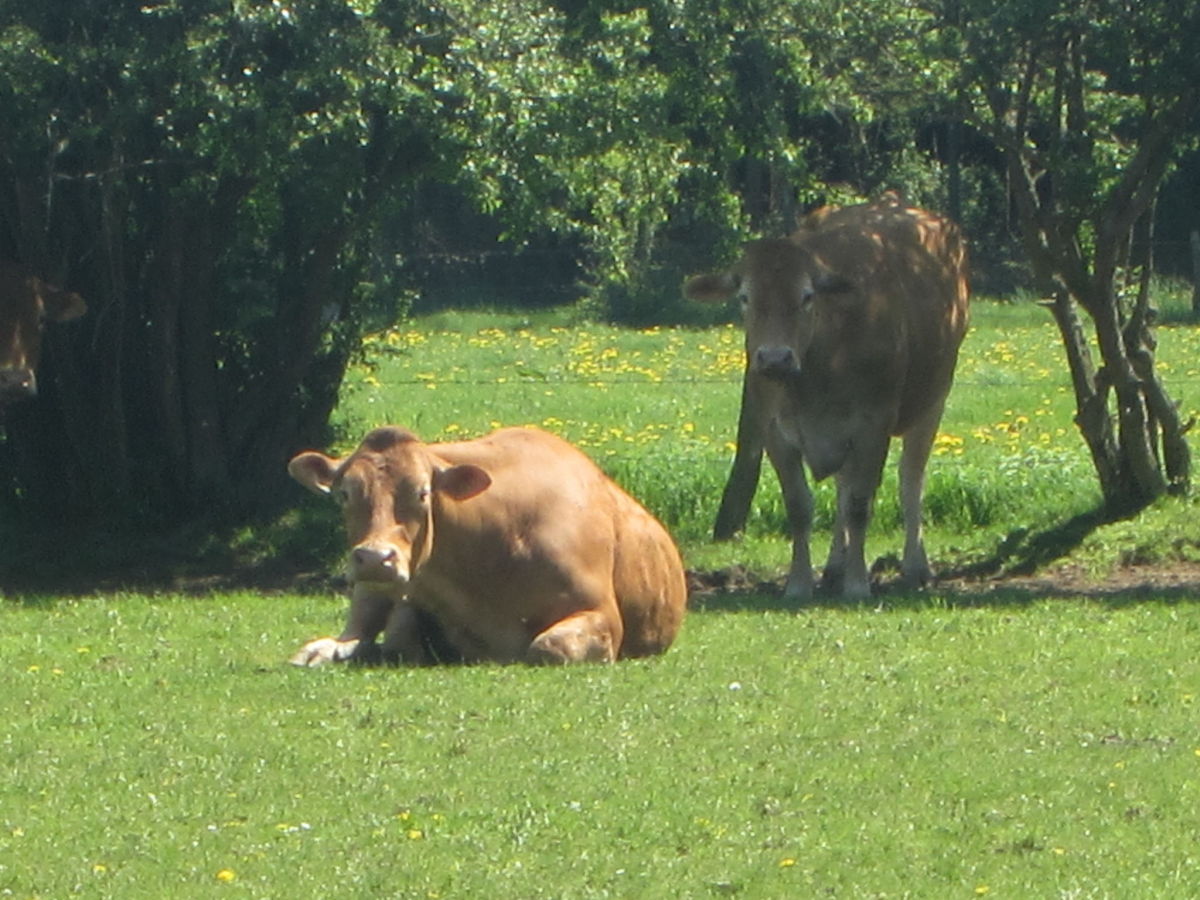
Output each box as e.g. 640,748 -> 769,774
752,346 -> 800,379
0,367 -> 37,403
350,542 -> 410,584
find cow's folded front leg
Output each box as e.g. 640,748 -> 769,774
527,610 -> 620,663
290,584 -> 395,667
290,636 -> 363,667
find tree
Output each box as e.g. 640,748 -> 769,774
0,0 -> 684,527
941,0 -> 1200,512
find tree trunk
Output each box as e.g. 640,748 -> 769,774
1043,290 -> 1122,505
1089,291 -> 1167,510
1191,230 -> 1200,315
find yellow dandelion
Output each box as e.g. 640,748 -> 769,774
216,869 -> 236,883
778,858 -> 796,868
407,829 -> 424,841
975,886 -> 990,896
92,863 -> 108,875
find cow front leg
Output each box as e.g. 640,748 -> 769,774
765,421 -> 814,603
527,610 -> 620,663
291,583 -> 395,667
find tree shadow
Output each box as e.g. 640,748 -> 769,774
688,505 -> 1200,613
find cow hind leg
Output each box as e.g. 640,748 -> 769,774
527,611 -> 619,664
826,437 -> 889,600
819,484 -> 850,594
898,402 -> 944,589
713,368 -> 768,541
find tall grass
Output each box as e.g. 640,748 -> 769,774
333,297 -> 1200,575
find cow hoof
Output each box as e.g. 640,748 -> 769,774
782,578 -> 814,604
290,637 -> 361,667
842,581 -> 872,601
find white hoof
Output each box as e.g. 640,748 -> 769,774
290,637 -> 361,667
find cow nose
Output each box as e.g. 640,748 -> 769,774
752,346 -> 799,377
351,544 -> 408,582
0,368 -> 37,401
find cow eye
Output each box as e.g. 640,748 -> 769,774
799,285 -> 816,309
417,486 -> 431,504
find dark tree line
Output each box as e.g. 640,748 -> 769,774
1,0 -> 1197,533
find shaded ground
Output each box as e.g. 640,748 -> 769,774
687,560 -> 1200,610
5,505 -> 1200,605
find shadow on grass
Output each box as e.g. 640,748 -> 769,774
7,504 -> 1200,612
690,505 -> 1200,613
0,511 -> 343,602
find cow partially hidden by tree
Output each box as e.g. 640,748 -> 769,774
685,196 -> 970,600
288,425 -> 687,665
0,261 -> 86,409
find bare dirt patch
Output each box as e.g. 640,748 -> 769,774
686,560 -> 1200,607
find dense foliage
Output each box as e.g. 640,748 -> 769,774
0,0 -> 1196,528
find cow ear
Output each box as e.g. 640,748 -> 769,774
814,271 -> 855,295
434,464 -> 492,501
683,271 -> 740,303
41,286 -> 87,322
288,451 -> 341,496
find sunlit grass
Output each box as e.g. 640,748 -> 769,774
335,297 -> 1200,576
6,295 -> 1200,898
4,591 -> 1200,898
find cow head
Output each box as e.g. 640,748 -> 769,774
684,239 -> 853,380
289,427 -> 492,588
0,267 -> 86,407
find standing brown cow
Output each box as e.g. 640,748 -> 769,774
0,261 -> 86,408
288,425 -> 687,665
685,197 -> 969,599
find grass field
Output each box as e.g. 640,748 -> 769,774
5,292 -> 1200,898
5,591 -> 1200,898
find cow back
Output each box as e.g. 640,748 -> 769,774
792,201 -> 969,434
415,428 -> 686,660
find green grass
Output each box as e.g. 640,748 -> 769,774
6,294 -> 1200,897
334,297 -> 1200,575
5,590 -> 1200,898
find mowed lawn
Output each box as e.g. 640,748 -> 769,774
6,591 -> 1200,898
5,299 -> 1200,897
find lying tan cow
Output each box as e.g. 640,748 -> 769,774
0,261 -> 86,407
288,425 -> 687,665
686,197 -> 969,599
